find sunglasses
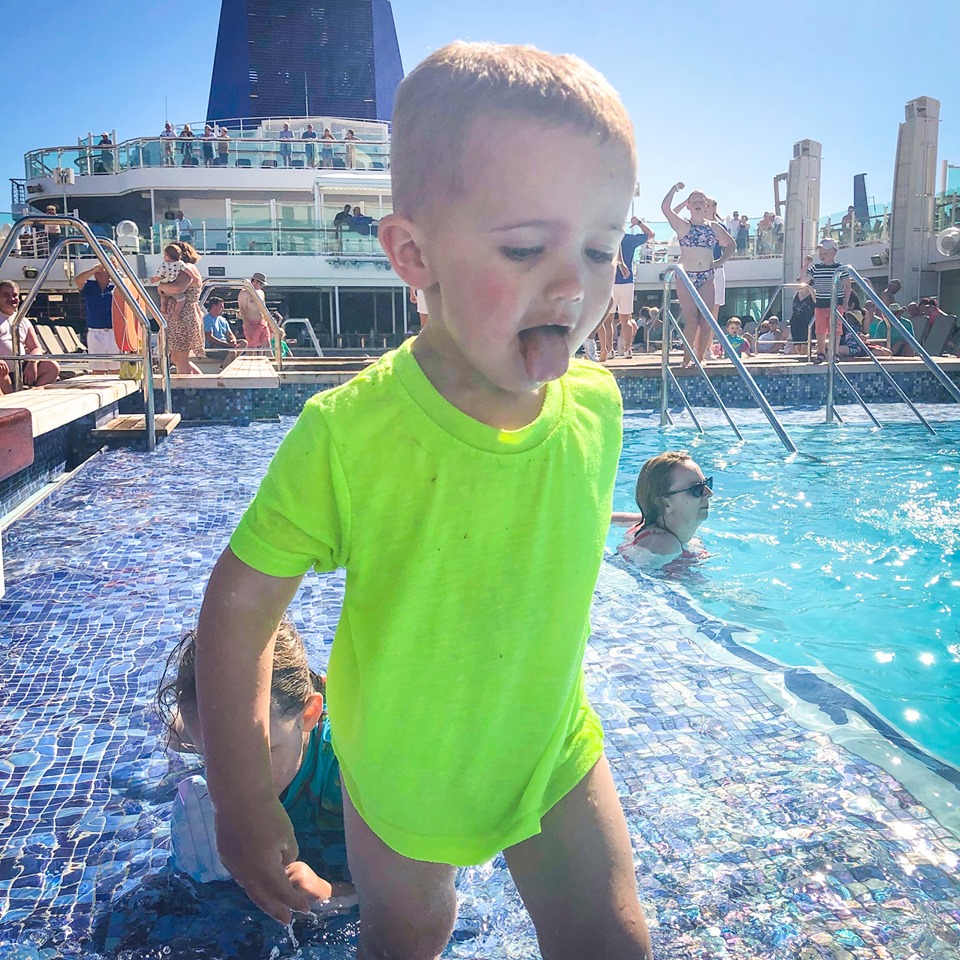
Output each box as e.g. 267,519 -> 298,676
666,477 -> 713,499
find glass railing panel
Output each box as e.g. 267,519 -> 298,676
26,134 -> 393,177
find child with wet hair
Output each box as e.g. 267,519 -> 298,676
156,621 -> 354,909
195,40 -> 651,959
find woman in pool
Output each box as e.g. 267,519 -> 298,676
662,183 -> 735,367
613,451 -> 712,567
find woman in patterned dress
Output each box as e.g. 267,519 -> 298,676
158,241 -> 205,375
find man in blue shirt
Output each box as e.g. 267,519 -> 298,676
599,216 -> 654,361
75,263 -> 117,372
203,297 -> 246,366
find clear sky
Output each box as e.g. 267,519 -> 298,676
2,0 -> 957,221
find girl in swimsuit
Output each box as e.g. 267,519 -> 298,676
661,183 -> 736,367
613,450 -> 712,567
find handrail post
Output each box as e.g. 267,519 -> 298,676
826,273 -> 840,423
96,236 -> 173,415
844,264 -> 960,406
0,218 -> 169,447
660,272 -> 671,426
663,265 -> 796,453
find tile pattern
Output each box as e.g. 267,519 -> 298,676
1,420 -> 959,959
115,368 -> 960,425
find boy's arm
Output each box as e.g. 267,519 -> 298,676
611,511 -> 643,526
196,547 -> 312,923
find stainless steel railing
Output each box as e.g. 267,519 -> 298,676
0,216 -> 171,451
661,265 -> 797,453
824,265 -> 960,430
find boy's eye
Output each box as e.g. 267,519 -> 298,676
500,245 -> 543,261
586,249 -> 616,264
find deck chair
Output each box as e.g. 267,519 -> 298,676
35,325 -> 64,355
36,324 -> 89,377
920,315 -> 956,356
54,325 -> 87,354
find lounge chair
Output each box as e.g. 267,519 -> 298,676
920,315 -> 956,356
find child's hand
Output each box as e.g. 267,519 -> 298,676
286,862 -> 357,913
285,861 -> 333,903
214,797 -> 313,923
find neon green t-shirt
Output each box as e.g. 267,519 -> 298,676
230,338 -> 622,864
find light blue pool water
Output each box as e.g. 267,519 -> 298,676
611,407 -> 960,771
1,407 -> 959,958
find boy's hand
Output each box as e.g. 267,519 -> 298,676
285,861 -> 333,903
287,862 -> 358,914
215,796 -> 313,923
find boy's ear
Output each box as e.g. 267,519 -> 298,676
302,692 -> 324,733
377,214 -> 435,290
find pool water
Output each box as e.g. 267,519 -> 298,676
1,409 -> 959,958
612,407 -> 960,771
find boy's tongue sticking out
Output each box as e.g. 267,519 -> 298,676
518,325 -> 570,383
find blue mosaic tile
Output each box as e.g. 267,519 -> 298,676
0,418 -> 959,958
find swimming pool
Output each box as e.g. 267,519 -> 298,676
1,409 -> 959,958
612,407 -> 960,776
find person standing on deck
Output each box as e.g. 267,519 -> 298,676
237,272 -> 272,350
805,238 -> 851,363
75,263 -> 118,373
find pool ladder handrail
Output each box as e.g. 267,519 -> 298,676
198,279 -> 285,370
660,264 -> 797,454
824,266 -> 960,433
0,216 -> 172,452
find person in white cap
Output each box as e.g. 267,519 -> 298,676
804,238 -> 851,363
238,272 -> 272,350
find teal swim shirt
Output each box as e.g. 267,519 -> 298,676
230,338 -> 622,864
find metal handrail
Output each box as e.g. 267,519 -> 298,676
825,265 -> 960,427
198,279 -> 284,369
661,265 -> 797,453
835,313 -> 935,434
0,217 -> 168,451
661,305 -> 743,440
95,236 -> 173,416
843,265 -> 960,403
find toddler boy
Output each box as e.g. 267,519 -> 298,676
195,41 -> 651,960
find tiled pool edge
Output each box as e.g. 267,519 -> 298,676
605,557 -> 960,841
119,367 -> 960,423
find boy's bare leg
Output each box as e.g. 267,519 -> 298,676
342,786 -> 458,960
504,755 -> 652,960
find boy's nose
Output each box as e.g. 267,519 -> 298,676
544,259 -> 585,303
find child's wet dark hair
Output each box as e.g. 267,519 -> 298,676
156,620 -> 324,749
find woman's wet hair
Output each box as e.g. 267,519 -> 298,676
156,619 -> 324,751
634,450 -> 694,527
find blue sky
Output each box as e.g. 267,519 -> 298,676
3,0 -> 957,221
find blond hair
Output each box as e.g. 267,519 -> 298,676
391,41 -> 636,217
635,451 -> 693,527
